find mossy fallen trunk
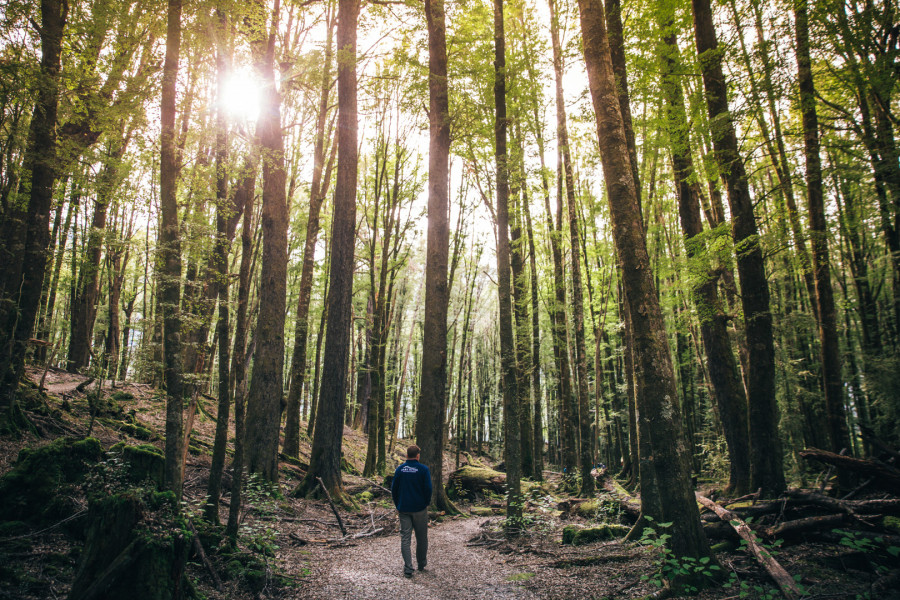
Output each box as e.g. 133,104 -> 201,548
448,465 -> 543,501
447,465 -> 510,500
68,490 -> 190,600
561,524 -> 630,546
0,437 -> 101,525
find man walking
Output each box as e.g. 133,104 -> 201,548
391,444 -> 432,578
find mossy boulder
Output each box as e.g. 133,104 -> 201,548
102,419 -> 156,441
562,525 -> 580,545
68,490 -> 190,600
562,524 -> 629,546
883,516 -> 900,535
0,437 -> 102,525
109,442 -> 166,488
223,550 -> 268,593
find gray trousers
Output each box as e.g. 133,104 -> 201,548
398,509 -> 428,573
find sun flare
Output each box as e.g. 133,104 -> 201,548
220,71 -> 261,122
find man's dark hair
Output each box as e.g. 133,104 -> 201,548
407,445 -> 420,459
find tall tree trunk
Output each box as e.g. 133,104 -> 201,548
523,186 -> 543,480
159,0 -> 185,501
576,0 -> 714,572
795,0 -> 850,458
206,7 -> 233,523
657,20 -> 750,494
296,0 -> 359,502
509,162 -> 534,481
41,184 -> 80,360
547,0 -> 578,474
691,0 -> 785,495
493,0 -> 522,525
225,155 -> 256,541
415,0 -> 456,512
0,0 -> 68,429
283,7 -> 335,458
245,0 -> 289,483
565,164 -> 594,497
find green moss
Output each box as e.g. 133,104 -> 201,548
710,540 -> 738,553
69,489 -> 190,600
0,520 -> 29,537
110,391 -> 135,403
222,551 -> 267,592
120,444 -> 166,488
0,437 -> 102,524
120,421 -> 155,440
506,572 -> 534,582
883,516 -> 900,534
562,524 -> 629,546
193,519 -> 224,550
357,491 -> 374,503
470,507 -> 493,516
562,525 -> 580,545
341,456 -> 360,475
572,525 -> 629,545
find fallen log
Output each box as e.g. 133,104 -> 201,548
800,448 -> 900,493
188,519 -> 222,590
448,465 -> 507,499
786,490 -> 857,516
599,477 -> 642,520
758,513 -> 847,539
697,494 -> 803,599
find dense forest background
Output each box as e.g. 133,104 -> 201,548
1,0 -> 899,594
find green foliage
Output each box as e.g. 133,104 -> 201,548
638,516 -> 722,594
833,529 -> 900,573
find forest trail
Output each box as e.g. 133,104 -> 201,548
301,517 -> 536,600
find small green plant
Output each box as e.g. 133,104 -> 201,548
834,529 -> 900,574
722,571 -> 784,600
637,516 -> 721,594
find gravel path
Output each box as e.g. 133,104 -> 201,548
300,517 -> 536,600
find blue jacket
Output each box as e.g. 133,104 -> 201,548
391,459 -> 432,513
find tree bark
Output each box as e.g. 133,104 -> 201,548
415,0 -> 455,512
493,0 -> 522,525
794,0 -> 851,460
576,0 -> 714,568
690,0 -> 785,495
205,7 -> 233,524
159,0 -> 185,501
283,9 -> 335,458
296,0 -> 359,502
657,20 -> 750,494
245,0 -> 289,483
546,0 -> 578,475
0,0 -> 69,428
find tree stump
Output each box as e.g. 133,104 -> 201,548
67,490 -> 190,600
